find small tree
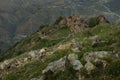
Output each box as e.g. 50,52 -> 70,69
88,17 -> 99,27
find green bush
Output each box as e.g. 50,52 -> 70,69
88,17 -> 99,27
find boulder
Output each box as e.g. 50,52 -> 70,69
42,57 -> 66,75
68,54 -> 83,70
23,58 -> 29,62
8,60 -> 19,69
39,48 -> 47,53
0,60 -> 10,70
0,63 -> 8,70
28,49 -> 49,61
0,59 -> 20,70
90,35 -> 101,47
72,60 -> 83,71
85,62 -> 96,72
84,51 -> 111,62
71,39 -> 82,52
19,58 -> 25,63
42,54 -> 83,75
57,43 -> 72,50
68,53 -> 79,61
29,51 -> 38,58
97,15 -> 109,24
28,50 -> 43,60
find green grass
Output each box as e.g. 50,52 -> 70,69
3,49 -> 72,80
0,25 -> 70,62
1,22 -> 120,80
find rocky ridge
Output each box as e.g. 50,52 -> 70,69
0,15 -> 120,80
0,0 -> 120,52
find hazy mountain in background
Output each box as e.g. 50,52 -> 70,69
0,0 -> 120,52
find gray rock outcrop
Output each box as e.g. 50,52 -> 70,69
42,57 -> 66,75
42,53 -> 83,75
83,51 -> 112,62
59,15 -> 88,33
85,61 -> 96,72
68,54 -> 83,71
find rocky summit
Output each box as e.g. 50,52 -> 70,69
59,15 -> 88,33
0,15 -> 120,80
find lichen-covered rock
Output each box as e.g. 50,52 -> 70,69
29,51 -> 38,58
0,60 -> 10,70
42,53 -> 83,75
0,59 -> 19,70
68,53 -> 79,61
0,63 -> 8,70
97,15 -> 109,24
85,62 -> 96,72
90,35 -> 102,47
84,51 -> 112,62
59,15 -> 88,33
28,48 -> 48,60
57,43 -> 72,50
71,39 -> 82,52
67,54 -> 83,70
42,57 -> 66,75
39,48 -> 47,53
72,60 -> 83,71
8,60 -> 19,69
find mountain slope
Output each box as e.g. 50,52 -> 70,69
0,15 -> 120,80
0,0 -> 120,51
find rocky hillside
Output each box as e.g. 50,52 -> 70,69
0,0 -> 120,52
0,15 -> 120,80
